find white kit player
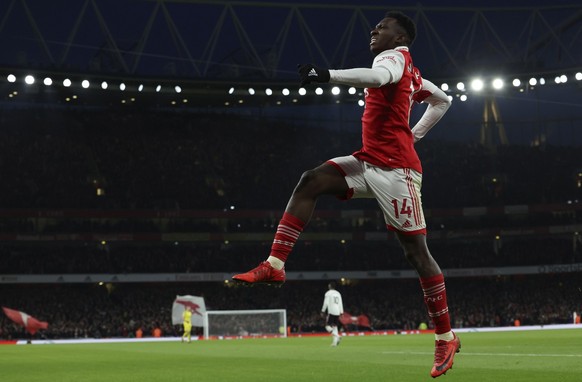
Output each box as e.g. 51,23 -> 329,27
321,282 -> 344,346
233,10 -> 460,378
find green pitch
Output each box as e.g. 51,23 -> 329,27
2,330 -> 582,381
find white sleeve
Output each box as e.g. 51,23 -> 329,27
411,79 -> 452,143
328,50 -> 405,88
321,294 -> 328,313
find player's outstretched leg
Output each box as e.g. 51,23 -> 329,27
232,261 -> 286,286
431,332 -> 461,378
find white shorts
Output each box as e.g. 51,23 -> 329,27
327,155 -> 426,235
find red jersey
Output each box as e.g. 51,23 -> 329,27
353,48 -> 430,173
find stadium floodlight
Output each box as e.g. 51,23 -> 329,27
298,88 -> 306,96
315,87 -> 323,95
247,87 -> 254,95
7,74 -> 16,82
539,78 -> 546,85
554,76 -> 561,84
138,84 -> 144,92
119,83 -> 126,91
358,99 -> 365,107
101,81 -> 108,89
576,72 -> 582,81
440,83 -> 449,91
265,88 -> 272,96
348,87 -> 356,95
63,78 -> 72,87
331,86 -> 340,95
24,75 -> 35,85
228,87 -> 235,94
470,78 -> 484,91
560,74 -> 567,83
43,77 -> 53,86
529,78 -> 537,86
175,85 -> 182,93
512,78 -> 521,87
282,88 -> 290,96
81,80 -> 90,89
456,82 -> 465,91
155,85 -> 161,92
460,94 -> 467,102
492,78 -> 503,90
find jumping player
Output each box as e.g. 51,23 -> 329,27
233,11 -> 460,377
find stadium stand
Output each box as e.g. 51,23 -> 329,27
1,110 -> 581,339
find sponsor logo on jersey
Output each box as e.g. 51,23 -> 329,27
377,55 -> 396,64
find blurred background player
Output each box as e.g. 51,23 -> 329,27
233,10 -> 460,377
182,307 -> 192,343
321,282 -> 344,346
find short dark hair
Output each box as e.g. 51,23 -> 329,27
385,11 -> 417,46
328,281 -> 336,289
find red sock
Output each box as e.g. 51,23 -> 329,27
419,274 -> 452,335
269,212 -> 305,262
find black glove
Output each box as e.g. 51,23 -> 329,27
297,64 -> 330,86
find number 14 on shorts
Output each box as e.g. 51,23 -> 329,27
391,198 -> 413,219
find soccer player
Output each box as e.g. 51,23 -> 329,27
321,282 -> 344,347
233,10 -> 460,377
182,307 -> 192,343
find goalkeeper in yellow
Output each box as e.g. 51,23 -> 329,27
182,307 -> 193,343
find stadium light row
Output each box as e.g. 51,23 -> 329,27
6,73 -> 182,94
230,72 -> 582,97
3,70 -> 582,106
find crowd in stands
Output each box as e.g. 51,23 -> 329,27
1,108 -> 581,341
0,109 -> 580,211
1,274 -> 580,340
1,234 -> 581,275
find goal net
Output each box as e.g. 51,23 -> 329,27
203,309 -> 287,339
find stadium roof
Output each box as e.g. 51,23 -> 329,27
0,0 -> 581,142
1,1 -> 580,80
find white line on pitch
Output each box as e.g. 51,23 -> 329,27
381,351 -> 582,357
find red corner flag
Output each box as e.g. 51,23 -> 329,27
2,307 -> 48,334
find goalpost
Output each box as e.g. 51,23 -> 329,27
203,309 -> 287,339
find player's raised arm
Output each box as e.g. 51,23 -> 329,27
297,50 -> 405,88
411,79 -> 452,143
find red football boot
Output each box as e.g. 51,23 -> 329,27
431,332 -> 461,378
232,261 -> 285,286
